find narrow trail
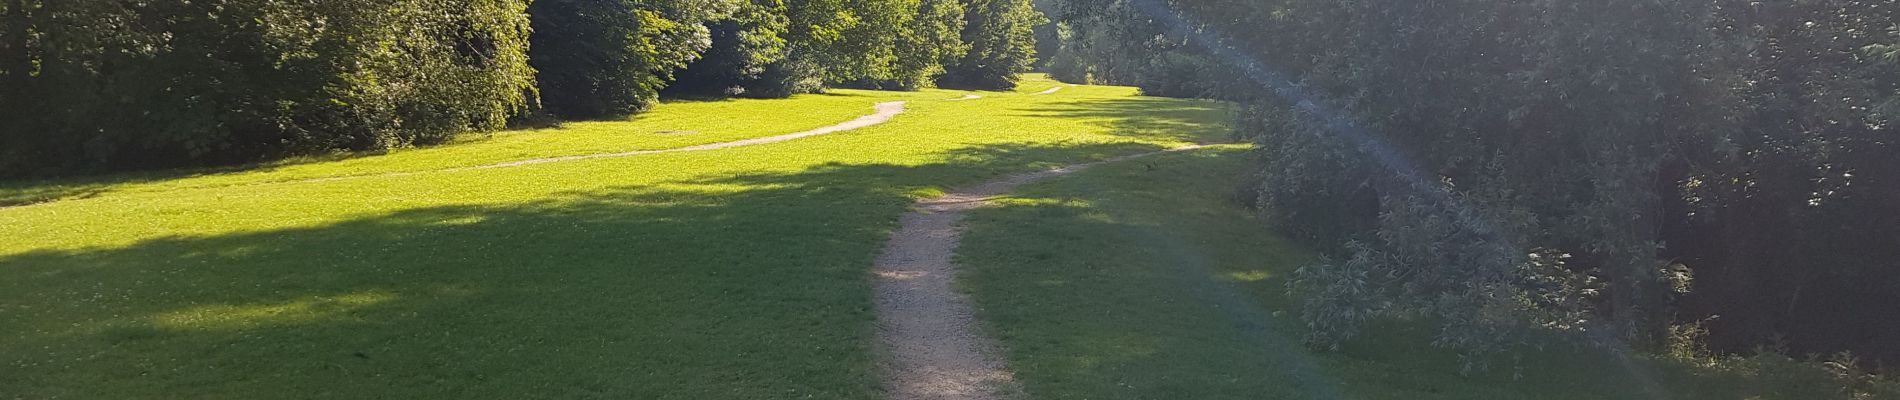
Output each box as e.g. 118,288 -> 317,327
872,145 -> 1203,400
282,101 -> 908,185
471,101 -> 907,170
949,95 -> 983,101
1030,86 -> 1063,95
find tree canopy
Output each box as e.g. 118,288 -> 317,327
938,0 -> 1042,89
1042,0 -> 1900,366
528,0 -> 720,119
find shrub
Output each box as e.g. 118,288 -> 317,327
0,0 -> 535,177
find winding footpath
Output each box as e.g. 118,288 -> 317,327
873,145 -> 1203,400
286,101 -> 907,185
4,101 -> 911,209
471,101 -> 907,170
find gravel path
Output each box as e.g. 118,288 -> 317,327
1030,87 -> 1063,95
873,145 -> 1203,400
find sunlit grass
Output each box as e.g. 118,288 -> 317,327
0,75 -> 1236,399
151,291 -> 399,330
0,90 -> 933,206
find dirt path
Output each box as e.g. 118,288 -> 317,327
472,101 -> 907,170
1030,86 -> 1063,95
873,145 -> 1203,400
950,95 -> 983,101
282,101 -> 907,185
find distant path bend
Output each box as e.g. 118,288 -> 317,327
1030,86 -> 1063,95
873,145 -> 1204,400
472,101 -> 908,170
285,101 -> 908,185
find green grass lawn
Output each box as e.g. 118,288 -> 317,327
956,146 -> 1898,400
0,75 -> 1234,398
0,91 -> 915,207
9,73 -> 1885,399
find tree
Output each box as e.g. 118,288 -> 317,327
527,0 -> 721,119
673,0 -> 956,96
664,0 -> 789,97
871,0 -> 967,90
938,0 -> 1042,89
1038,0 -> 1900,367
721,0 -> 856,97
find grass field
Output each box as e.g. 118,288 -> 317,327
0,75 -> 1232,398
0,92 -> 910,207
5,74 -> 1889,399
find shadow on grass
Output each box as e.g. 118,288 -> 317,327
1017,96 -> 1235,145
0,149 -> 399,207
0,141 -> 1175,399
0,91 -> 910,208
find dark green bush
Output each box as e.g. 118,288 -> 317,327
0,0 -> 535,177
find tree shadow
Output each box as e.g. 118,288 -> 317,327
0,149 -> 394,207
0,141 -> 1172,399
0,90 -> 909,208
1016,97 -> 1235,145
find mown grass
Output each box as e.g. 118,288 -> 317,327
0,75 -> 1232,398
0,91 -> 913,207
957,146 -> 1900,399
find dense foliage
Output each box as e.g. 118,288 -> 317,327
664,0 -> 789,97
0,0 -> 535,177
527,0 -> 719,119
1045,0 -> 1900,366
1,0 -> 1042,176
664,0 -> 989,96
875,0 -> 968,90
937,0 -> 1042,89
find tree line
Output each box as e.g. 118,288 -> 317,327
0,0 -> 1041,177
1043,0 -> 1900,369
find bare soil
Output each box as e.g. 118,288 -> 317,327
872,145 -> 1203,400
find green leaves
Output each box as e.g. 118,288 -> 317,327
0,0 -> 1047,175
0,0 -> 535,176
937,0 -> 1042,89
527,0 -> 714,119
1047,0 -> 1900,364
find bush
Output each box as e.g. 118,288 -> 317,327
0,0 -> 535,177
